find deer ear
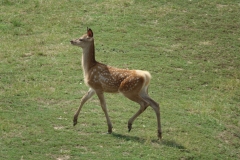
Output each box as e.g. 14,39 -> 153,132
87,28 -> 93,37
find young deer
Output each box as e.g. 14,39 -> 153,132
70,28 -> 162,139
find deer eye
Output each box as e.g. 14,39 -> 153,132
79,39 -> 83,41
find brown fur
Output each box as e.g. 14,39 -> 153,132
70,28 -> 162,139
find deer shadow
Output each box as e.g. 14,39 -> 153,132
111,132 -> 186,150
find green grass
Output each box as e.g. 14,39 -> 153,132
1,0 -> 240,159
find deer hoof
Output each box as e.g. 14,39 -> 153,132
158,130 -> 162,140
73,119 -> 78,126
108,128 -> 112,134
128,124 -> 132,132
108,125 -> 113,133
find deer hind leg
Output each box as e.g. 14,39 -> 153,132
141,91 -> 162,140
73,88 -> 95,126
95,91 -> 113,134
122,93 -> 150,132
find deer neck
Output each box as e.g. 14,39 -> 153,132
81,41 -> 97,77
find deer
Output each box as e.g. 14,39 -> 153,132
70,28 -> 162,139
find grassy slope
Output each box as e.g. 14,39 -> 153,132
0,0 -> 239,159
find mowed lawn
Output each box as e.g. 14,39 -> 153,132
0,0 -> 239,159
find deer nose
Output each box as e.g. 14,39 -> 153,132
70,40 -> 73,43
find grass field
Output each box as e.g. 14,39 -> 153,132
0,0 -> 240,159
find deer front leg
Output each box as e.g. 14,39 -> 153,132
96,91 -> 113,134
73,88 -> 95,126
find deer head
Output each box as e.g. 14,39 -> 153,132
70,28 -> 94,48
